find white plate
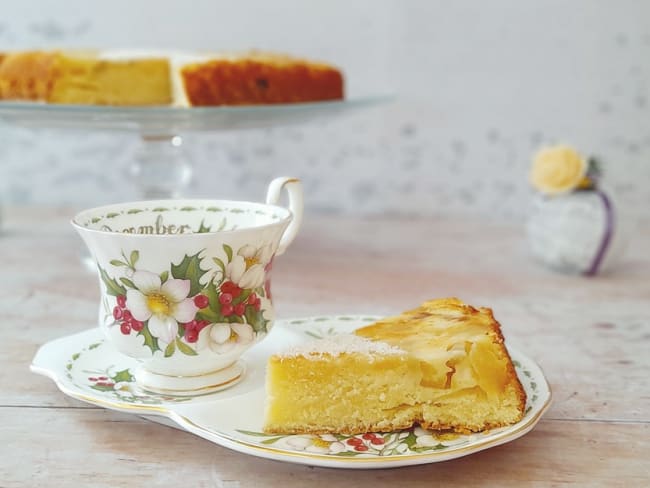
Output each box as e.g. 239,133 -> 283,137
31,315 -> 552,469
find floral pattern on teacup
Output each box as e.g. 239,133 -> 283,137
99,244 -> 272,357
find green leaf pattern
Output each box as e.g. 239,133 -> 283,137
96,243 -> 272,358
99,266 -> 127,297
170,251 -> 209,297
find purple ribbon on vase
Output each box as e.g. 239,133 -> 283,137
583,189 -> 615,276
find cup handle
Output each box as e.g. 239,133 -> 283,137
265,177 -> 303,256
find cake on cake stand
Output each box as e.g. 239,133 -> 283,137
0,97 -> 388,198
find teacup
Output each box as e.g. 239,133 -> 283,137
73,177 -> 303,395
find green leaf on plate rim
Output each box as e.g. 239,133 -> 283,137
112,369 -> 134,383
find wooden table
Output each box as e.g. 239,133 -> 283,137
1,207 -> 648,487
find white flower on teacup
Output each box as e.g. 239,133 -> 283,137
195,322 -> 256,353
126,270 -> 198,347
285,435 -> 346,454
226,244 -> 274,289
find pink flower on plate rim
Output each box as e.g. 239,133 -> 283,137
126,270 -> 198,347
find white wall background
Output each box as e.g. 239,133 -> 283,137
1,0 -> 649,221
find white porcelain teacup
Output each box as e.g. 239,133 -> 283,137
73,177 -> 303,395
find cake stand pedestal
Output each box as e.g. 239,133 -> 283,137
0,97 -> 389,199
132,134 -> 191,199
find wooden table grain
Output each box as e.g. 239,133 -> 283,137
1,207 -> 649,487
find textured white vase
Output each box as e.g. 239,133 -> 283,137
526,190 -> 625,275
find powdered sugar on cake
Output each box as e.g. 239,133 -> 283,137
280,334 -> 405,360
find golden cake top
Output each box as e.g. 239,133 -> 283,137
355,298 -> 517,396
277,333 -> 405,360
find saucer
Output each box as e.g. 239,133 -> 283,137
31,315 -> 552,469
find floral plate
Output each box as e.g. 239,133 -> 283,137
31,316 -> 552,469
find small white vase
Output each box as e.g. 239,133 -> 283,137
526,190 -> 625,275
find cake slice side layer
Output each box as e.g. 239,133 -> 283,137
263,298 -> 527,435
264,334 -> 422,435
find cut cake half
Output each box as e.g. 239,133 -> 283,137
180,51 -> 344,106
0,50 -> 343,107
0,50 -> 172,105
264,298 -> 527,435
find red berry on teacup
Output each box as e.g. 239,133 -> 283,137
234,303 -> 246,316
185,329 -> 198,343
222,303 -> 234,316
247,293 -> 257,305
116,295 -> 127,309
193,294 -> 209,309
122,310 -> 133,321
131,320 -> 144,332
113,306 -> 123,320
196,320 -> 210,331
219,293 -> 233,305
120,322 -> 131,335
220,281 -> 242,298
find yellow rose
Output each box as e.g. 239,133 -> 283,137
530,145 -> 587,195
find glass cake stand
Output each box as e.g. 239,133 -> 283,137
0,97 -> 390,198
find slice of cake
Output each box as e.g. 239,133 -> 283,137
264,298 -> 527,435
0,50 -> 343,107
179,52 -> 344,106
265,334 -> 422,434
0,50 -> 172,105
